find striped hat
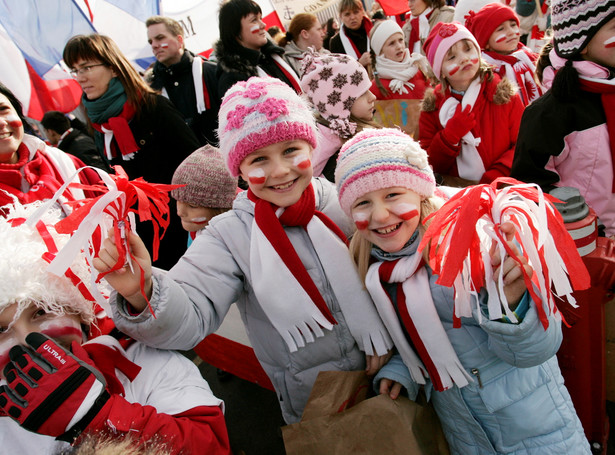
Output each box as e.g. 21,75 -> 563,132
335,128 -> 435,216
551,0 -> 615,58
218,77 -> 318,177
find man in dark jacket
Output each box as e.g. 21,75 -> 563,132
41,111 -> 110,171
146,15 -> 220,146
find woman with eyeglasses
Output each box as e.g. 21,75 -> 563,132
0,82 -> 101,217
63,34 -> 200,270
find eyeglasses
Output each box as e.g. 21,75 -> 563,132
69,63 -> 106,78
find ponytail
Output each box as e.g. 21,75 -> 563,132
551,59 -> 580,100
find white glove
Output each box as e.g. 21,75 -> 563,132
389,79 -> 415,95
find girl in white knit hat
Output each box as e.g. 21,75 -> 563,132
336,127 -> 590,454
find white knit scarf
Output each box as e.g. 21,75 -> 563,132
438,77 -> 485,181
365,251 -> 472,391
249,203 -> 392,355
375,50 -> 429,94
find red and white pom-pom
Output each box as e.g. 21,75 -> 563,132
26,166 -> 181,316
419,178 -> 591,329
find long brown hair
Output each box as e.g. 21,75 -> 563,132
63,34 -> 156,114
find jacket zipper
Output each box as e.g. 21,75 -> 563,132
471,368 -> 483,388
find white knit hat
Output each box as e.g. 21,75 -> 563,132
370,20 -> 405,55
0,201 -> 96,325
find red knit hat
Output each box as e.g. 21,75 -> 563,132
464,2 -> 519,50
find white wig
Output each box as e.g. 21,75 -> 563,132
0,201 -> 95,325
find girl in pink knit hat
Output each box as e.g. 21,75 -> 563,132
92,76 -> 393,425
335,127 -> 590,454
419,21 -> 524,187
465,2 -> 543,106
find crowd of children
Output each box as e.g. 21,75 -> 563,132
0,0 -> 614,453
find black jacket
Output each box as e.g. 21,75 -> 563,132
151,50 -> 220,146
58,128 -> 110,171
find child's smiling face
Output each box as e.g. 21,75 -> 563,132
351,186 -> 422,253
442,39 -> 480,91
581,16 -> 615,70
0,302 -> 84,378
486,19 -> 520,54
239,139 -> 313,207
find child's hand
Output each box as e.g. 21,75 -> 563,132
92,230 -> 152,312
365,349 -> 393,376
0,333 -> 108,440
379,378 -> 403,400
358,51 -> 371,68
442,104 -> 476,145
490,222 -> 533,310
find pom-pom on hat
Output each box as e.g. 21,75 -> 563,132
218,77 -> 318,177
300,51 -> 372,139
423,21 -> 481,80
0,201 -> 96,326
335,128 -> 435,216
171,145 -> 238,209
551,0 -> 615,58
464,2 -> 519,50
370,20 -> 405,55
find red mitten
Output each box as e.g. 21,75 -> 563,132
441,104 -> 476,145
0,333 -> 109,442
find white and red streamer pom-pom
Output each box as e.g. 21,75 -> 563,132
27,166 -> 182,316
418,178 -> 591,330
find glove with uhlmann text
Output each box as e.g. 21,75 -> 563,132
0,332 -> 109,442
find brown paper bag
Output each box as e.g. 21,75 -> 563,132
282,371 -> 450,455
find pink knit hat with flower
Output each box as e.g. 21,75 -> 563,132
423,22 -> 481,80
300,51 -> 372,139
464,3 -> 519,50
335,128 -> 435,216
218,77 -> 318,177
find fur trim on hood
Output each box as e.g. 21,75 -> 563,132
214,39 -> 285,76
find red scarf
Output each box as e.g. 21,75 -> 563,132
579,78 -> 615,192
248,183 -> 346,325
0,143 -> 77,212
91,102 -> 139,159
483,44 -> 542,104
78,342 -> 141,396
272,58 -> 302,94
408,9 -> 432,53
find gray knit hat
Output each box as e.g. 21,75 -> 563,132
551,0 -> 615,58
171,145 -> 238,209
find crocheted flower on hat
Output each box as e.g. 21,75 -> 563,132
439,23 -> 458,37
257,98 -> 289,120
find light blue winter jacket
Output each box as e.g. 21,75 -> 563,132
373,238 -> 590,454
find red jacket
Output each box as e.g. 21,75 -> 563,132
419,74 -> 524,183
370,72 -> 429,101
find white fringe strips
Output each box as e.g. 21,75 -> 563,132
418,178 -> 590,329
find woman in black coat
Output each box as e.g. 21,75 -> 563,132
63,34 -> 200,270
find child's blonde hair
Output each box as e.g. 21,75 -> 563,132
349,196 -> 444,281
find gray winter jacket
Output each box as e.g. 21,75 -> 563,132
111,178 -> 378,423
